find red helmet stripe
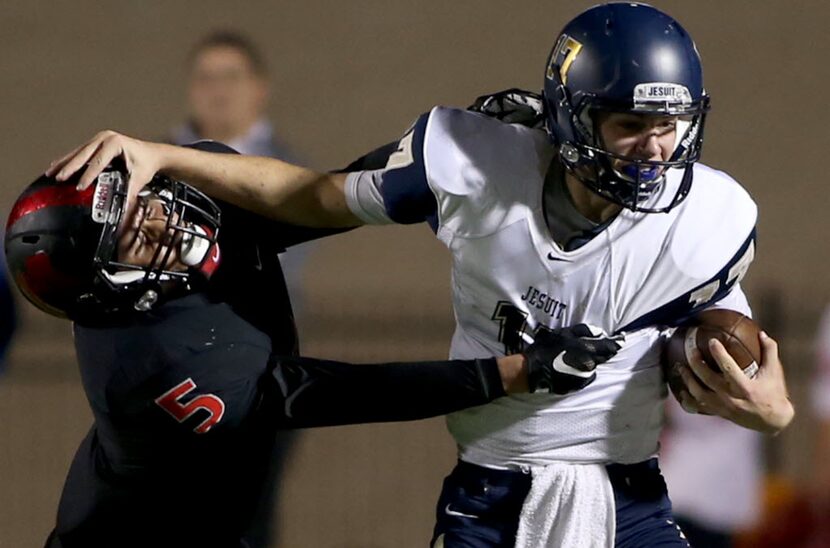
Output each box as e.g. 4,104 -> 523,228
7,182 -> 95,230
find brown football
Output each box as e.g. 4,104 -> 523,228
662,309 -> 762,400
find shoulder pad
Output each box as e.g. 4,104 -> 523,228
467,88 -> 545,129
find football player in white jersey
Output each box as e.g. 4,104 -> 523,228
50,3 -> 794,546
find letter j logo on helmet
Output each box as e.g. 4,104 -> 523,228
546,34 -> 583,84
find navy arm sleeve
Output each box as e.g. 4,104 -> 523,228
345,114 -> 441,230
267,356 -> 506,428
337,140 -> 399,172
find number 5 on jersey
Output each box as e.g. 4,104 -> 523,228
155,378 -> 225,434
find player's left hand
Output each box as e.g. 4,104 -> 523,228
678,331 -> 795,434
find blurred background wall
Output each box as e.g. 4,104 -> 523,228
1,1 -> 828,546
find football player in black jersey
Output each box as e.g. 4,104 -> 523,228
5,143 -> 621,548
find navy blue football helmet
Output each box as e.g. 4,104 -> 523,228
543,3 -> 710,213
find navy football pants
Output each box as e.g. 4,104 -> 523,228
432,459 -> 689,547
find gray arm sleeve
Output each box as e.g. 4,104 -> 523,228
344,171 -> 394,225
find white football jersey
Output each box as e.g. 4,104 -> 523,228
345,107 -> 756,467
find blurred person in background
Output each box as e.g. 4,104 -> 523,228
805,304 -> 830,546
738,305 -> 830,548
660,397 -> 763,548
171,31 -> 289,158
169,29 -> 310,313
169,30 -> 309,546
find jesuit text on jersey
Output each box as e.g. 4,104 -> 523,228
520,285 -> 568,320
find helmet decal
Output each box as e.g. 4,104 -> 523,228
632,83 -> 692,110
91,171 -> 121,224
547,34 -> 583,85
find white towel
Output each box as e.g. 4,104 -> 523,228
514,463 -> 616,548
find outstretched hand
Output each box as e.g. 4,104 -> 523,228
523,324 -> 622,394
46,130 -> 163,218
677,331 -> 794,434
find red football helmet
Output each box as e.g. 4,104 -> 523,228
4,168 -> 221,322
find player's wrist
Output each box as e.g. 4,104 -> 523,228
766,397 -> 795,435
497,354 -> 529,394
